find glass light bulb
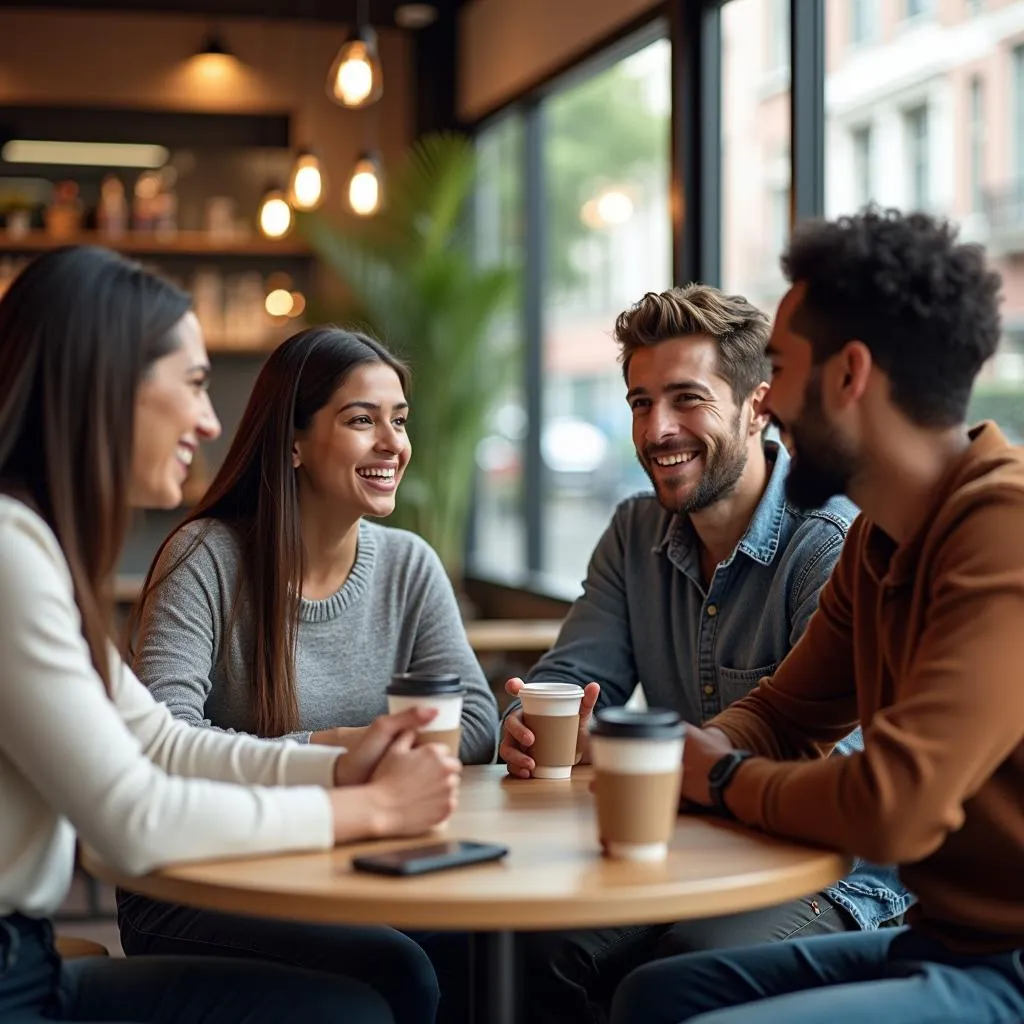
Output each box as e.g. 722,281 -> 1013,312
264,288 -> 294,317
327,34 -> 383,108
336,51 -> 374,106
258,191 -> 292,238
289,153 -> 325,211
348,160 -> 382,216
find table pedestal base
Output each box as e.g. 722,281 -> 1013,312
470,930 -> 517,1024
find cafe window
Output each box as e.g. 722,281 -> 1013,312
471,113 -> 526,579
537,36 -> 671,586
826,0 -> 1024,443
721,0 -> 792,317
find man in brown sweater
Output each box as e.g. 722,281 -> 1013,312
610,207 -> 1024,1024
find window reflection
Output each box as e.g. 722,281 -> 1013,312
826,0 -> 1024,441
540,36 -> 672,586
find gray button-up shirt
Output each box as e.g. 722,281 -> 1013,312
521,441 -> 912,929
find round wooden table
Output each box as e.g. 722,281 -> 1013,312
85,765 -> 850,1024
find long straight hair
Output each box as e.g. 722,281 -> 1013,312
0,246 -> 191,690
134,326 -> 410,736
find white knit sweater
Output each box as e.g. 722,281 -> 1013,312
0,496 -> 339,918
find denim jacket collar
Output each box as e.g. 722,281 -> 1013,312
654,441 -> 789,571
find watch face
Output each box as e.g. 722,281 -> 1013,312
709,754 -> 737,784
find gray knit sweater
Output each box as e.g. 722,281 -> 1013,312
132,518 -> 499,764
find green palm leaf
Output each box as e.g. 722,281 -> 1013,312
297,133 -> 517,577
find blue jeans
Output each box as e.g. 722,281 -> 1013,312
520,888 -> 860,1024
117,891 -> 439,1024
610,927 -> 1024,1024
0,912 -> 392,1023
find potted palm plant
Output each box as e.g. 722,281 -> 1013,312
298,132 -> 517,580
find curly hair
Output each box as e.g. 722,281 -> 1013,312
781,206 -> 1002,428
614,284 -> 771,402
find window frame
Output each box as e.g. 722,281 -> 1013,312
463,0 -> 828,591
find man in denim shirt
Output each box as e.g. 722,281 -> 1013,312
499,285 -> 911,1024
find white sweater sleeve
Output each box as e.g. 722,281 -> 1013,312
117,663 -> 341,788
0,510 -> 335,877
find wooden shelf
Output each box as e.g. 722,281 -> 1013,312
0,230 -> 312,258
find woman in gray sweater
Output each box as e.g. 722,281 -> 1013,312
117,326 -> 498,1024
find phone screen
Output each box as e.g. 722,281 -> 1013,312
351,840 -> 508,876
365,842 -> 474,869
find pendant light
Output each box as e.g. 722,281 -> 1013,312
258,184 -> 293,238
327,0 -> 383,108
191,27 -> 240,77
347,152 -> 384,216
288,148 -> 327,210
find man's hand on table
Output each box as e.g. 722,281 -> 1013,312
680,726 -> 736,808
331,707 -> 440,786
499,677 -> 601,778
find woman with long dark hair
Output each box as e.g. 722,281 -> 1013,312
116,326 -> 496,1022
0,247 -> 460,1024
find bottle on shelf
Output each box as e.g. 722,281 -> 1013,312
204,196 -> 236,243
3,200 -> 32,240
153,167 -> 178,241
132,171 -> 162,233
191,268 -> 225,348
97,175 -> 129,240
44,181 -> 83,239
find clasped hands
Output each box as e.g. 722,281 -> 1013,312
323,707 -> 462,840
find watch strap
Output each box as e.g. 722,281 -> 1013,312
709,750 -> 754,814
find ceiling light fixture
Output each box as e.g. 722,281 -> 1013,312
327,0 -> 383,108
258,184 -> 293,239
347,152 -> 384,216
191,30 -> 239,76
287,148 -> 327,210
1,140 -> 169,168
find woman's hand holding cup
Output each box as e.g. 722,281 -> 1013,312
332,706 -> 440,787
363,732 -> 462,837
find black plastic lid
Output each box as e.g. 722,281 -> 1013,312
386,672 -> 464,696
591,707 -> 684,740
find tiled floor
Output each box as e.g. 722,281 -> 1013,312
55,871 -> 123,957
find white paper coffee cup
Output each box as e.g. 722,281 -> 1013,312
591,708 -> 685,862
386,673 -> 464,757
519,682 -> 584,780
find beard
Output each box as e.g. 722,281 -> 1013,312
639,411 -> 749,516
784,369 -> 859,510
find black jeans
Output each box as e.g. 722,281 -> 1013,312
0,912 -> 392,1023
117,890 -> 439,1024
610,927 -> 1024,1024
518,890 -> 862,1024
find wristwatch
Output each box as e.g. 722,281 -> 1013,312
707,750 -> 755,815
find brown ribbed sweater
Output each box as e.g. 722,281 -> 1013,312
711,421 -> 1024,953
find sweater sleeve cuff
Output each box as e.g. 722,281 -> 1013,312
279,745 -> 342,788
705,707 -> 783,759
501,699 -> 522,724
722,756 -> 785,830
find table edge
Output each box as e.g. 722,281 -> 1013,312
85,849 -> 852,931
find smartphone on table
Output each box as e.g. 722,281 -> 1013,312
351,840 -> 509,877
